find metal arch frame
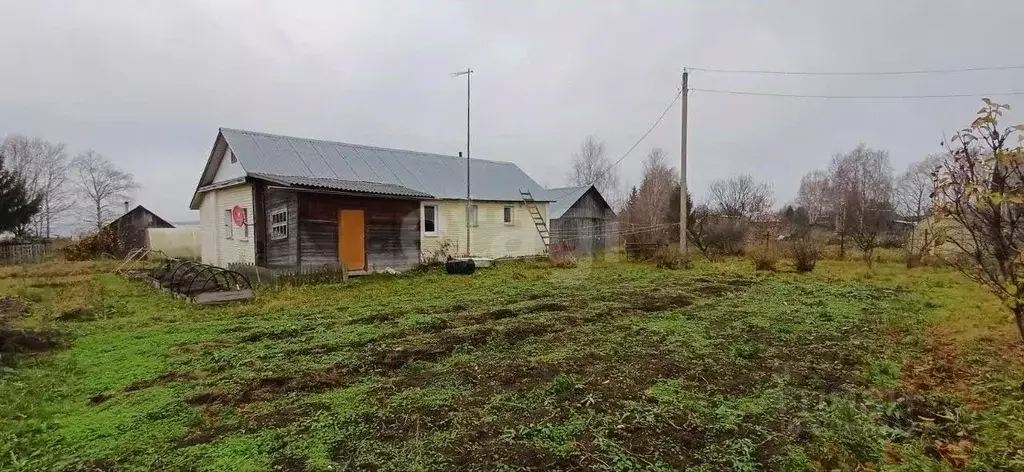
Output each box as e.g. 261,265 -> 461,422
166,260 -> 201,285
219,270 -> 253,291
185,265 -> 222,296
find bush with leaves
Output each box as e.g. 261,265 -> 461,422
931,99 -> 1024,341
61,228 -> 121,261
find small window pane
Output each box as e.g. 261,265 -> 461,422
270,208 -> 288,240
503,206 -> 513,223
223,209 -> 233,238
424,205 -> 436,233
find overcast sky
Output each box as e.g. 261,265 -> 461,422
2,0 -> 1022,226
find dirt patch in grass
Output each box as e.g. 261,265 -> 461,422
55,307 -> 97,322
125,371 -> 212,392
188,367 -> 355,406
0,296 -> 65,363
366,328 -> 493,370
240,327 -> 307,343
483,308 -> 518,320
520,301 -> 572,313
635,292 -> 694,312
0,327 -> 63,355
0,296 -> 29,324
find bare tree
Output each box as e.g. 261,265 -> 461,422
896,154 -> 942,222
795,170 -> 830,224
830,144 -> 894,265
932,99 -> 1024,342
72,151 -> 139,230
707,175 -> 773,219
567,136 -> 620,206
0,135 -> 72,238
624,148 -> 676,244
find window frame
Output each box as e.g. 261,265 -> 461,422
239,208 -> 249,240
422,203 -> 439,236
223,209 -> 233,239
503,206 -> 515,225
269,208 -> 288,241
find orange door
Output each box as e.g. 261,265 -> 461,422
338,209 -> 366,270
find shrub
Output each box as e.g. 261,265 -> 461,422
749,246 -> 779,271
700,217 -> 749,259
652,245 -> 690,269
61,228 -> 121,261
789,238 -> 822,273
421,239 -> 459,267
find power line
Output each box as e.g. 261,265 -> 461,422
601,90 -> 682,175
691,88 -> 1024,99
689,65 -> 1024,76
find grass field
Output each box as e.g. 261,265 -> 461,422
1,256 -> 1022,471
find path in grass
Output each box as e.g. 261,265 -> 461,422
1,259 -> 1022,470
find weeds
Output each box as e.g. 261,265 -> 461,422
0,257 -> 1021,470
652,245 -> 690,269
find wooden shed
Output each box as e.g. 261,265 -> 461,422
545,186 -> 617,254
104,204 -> 175,250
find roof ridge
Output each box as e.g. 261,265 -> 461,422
219,127 -> 519,167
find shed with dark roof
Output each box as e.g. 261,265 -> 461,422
544,185 -> 617,254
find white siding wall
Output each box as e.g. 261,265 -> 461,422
421,200 -> 547,259
198,183 -> 255,267
212,147 -> 245,183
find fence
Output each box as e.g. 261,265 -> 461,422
228,263 -> 349,287
0,243 -> 50,265
147,228 -> 201,259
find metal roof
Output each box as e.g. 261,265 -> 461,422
251,173 -> 432,199
220,128 -> 549,202
544,186 -> 593,219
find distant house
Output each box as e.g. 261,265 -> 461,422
189,128 -> 552,273
104,204 -> 175,250
545,185 -> 617,254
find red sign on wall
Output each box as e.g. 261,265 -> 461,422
232,206 -> 247,227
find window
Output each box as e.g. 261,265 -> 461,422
230,151 -> 237,163
223,209 -> 233,239
503,206 -> 514,225
270,209 -> 288,240
239,208 -> 249,240
423,204 -> 438,235
468,205 -> 478,227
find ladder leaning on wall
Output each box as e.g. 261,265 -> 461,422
519,189 -> 551,253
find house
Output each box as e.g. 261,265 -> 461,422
189,128 -> 551,272
545,185 -> 617,254
104,204 -> 175,250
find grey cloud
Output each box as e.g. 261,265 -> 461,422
1,0 -> 1021,228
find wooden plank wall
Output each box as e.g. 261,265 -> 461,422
263,188 -> 299,269
551,187 -> 617,254
298,193 -> 421,271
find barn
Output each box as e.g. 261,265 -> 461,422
545,185 -> 617,254
104,204 -> 175,250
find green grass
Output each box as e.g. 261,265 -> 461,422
0,257 -> 1022,471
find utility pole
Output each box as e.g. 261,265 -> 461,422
679,68 -> 689,255
453,68 -> 474,256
